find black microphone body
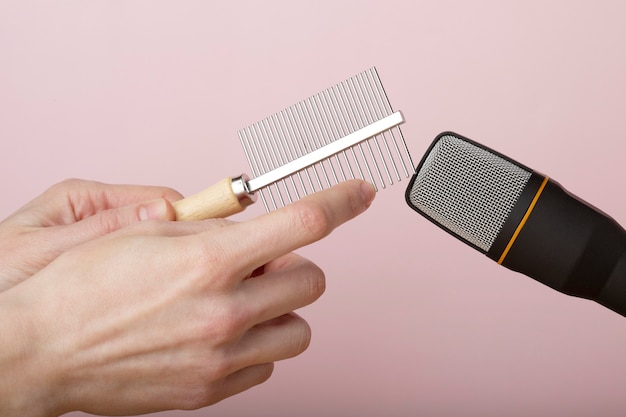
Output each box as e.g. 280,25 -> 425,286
488,174 -> 626,314
406,132 -> 626,316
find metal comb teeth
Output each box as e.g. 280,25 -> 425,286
238,67 -> 414,212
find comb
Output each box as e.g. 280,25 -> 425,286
173,67 -> 414,220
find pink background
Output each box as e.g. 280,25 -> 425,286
2,1 -> 626,416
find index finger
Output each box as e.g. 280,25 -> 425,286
208,179 -> 375,274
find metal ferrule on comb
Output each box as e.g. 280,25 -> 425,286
238,67 -> 413,212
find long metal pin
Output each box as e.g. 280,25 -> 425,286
240,126 -> 270,210
326,86 -> 356,180
365,68 -> 390,117
258,120 -> 288,206
295,103 -> 324,192
296,102 -> 328,190
302,97 -> 331,188
256,119 -> 281,175
339,82 -> 376,180
306,96 -> 337,186
347,77 -> 384,188
276,110 -> 316,194
368,68 -> 409,176
339,80 -> 376,189
370,67 -> 393,115
280,109 -> 320,193
307,94 -> 339,187
370,68 -> 414,173
317,91 -> 346,184
249,124 -> 280,209
362,71 -> 401,181
261,118 -> 293,204
252,122 -> 286,208
356,72 -> 394,186
392,124 -> 412,175
238,130 -> 269,212
293,102 -> 330,193
287,105 -> 328,192
352,76 -> 386,188
286,107 -> 319,194
280,107 -> 315,195
356,73 -> 393,185
267,113 -> 300,203
337,81 -> 366,181
270,113 -> 304,200
262,117 -> 290,177
319,90 -> 349,182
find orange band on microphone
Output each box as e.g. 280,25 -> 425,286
497,176 -> 549,265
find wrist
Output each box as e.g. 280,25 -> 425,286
0,290 -> 64,417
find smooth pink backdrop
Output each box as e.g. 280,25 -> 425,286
2,1 -> 626,416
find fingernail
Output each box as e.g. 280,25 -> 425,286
360,181 -> 376,207
139,199 -> 169,221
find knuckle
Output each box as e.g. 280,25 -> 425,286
49,178 -> 100,197
194,237 -> 223,268
45,179 -> 103,222
91,209 -> 123,235
43,178 -> 81,198
179,383 -> 219,410
292,201 -> 332,239
300,260 -> 326,301
204,301 -> 252,345
198,349 -> 234,382
191,237 -> 235,290
54,178 -> 83,190
181,363 -> 275,410
220,309 -> 251,341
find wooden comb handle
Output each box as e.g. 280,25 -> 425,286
172,175 -> 256,221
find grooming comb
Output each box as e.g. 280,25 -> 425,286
173,67 -> 413,220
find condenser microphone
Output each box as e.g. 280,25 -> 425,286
405,132 -> 626,316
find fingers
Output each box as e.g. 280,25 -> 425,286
32,181 -> 186,251
206,179 -> 375,276
235,313 -> 312,365
238,253 -> 325,325
206,314 -> 308,406
79,197 -> 177,232
3,185 -> 185,282
223,363 -> 274,395
200,363 -> 274,408
12,179 -> 183,227
55,179 -> 184,222
42,198 -> 176,252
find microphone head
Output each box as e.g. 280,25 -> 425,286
405,132 -> 533,253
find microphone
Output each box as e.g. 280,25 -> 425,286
405,132 -> 626,316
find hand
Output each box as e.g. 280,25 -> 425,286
0,179 -> 375,416
0,179 -> 183,291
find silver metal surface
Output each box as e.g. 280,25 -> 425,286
230,174 -> 257,208
246,111 -> 404,192
406,134 -> 532,251
239,67 -> 414,211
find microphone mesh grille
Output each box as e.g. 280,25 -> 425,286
407,134 -> 531,251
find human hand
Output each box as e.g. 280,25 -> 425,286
0,179 -> 375,416
0,179 -> 183,291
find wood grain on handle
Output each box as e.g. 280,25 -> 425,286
173,177 -> 253,220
